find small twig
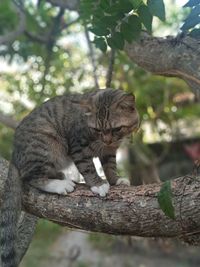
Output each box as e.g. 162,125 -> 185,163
61,17 -> 80,30
106,49 -> 115,88
24,31 -> 48,44
41,8 -> 65,94
84,27 -> 99,89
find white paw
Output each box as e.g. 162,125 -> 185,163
44,179 -> 76,195
116,178 -> 130,186
91,183 -> 110,197
61,165 -> 80,183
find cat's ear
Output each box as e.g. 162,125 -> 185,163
72,99 -> 93,116
118,93 -> 135,111
123,93 -> 135,102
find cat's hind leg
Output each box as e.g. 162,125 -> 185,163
28,171 -> 76,195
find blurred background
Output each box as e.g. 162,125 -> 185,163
0,0 -> 200,266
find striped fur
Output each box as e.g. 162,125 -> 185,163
0,88 -> 139,267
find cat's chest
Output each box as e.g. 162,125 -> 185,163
86,142 -> 103,157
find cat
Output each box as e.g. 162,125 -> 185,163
0,88 -> 139,267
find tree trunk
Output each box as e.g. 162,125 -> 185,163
0,158 -> 38,266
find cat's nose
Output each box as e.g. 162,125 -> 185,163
102,133 -> 112,145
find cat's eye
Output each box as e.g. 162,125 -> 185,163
90,127 -> 101,133
112,126 -> 122,133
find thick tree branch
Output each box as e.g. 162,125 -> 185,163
0,158 -> 38,266
1,158 -> 200,246
124,33 -> 200,95
0,2 -> 26,45
22,176 -> 200,242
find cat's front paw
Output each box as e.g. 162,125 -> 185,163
46,179 -> 76,195
91,183 -> 110,197
116,178 -> 130,186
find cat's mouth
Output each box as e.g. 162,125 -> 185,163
102,140 -> 121,147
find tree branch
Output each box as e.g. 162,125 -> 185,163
0,1 -> 26,45
0,158 -> 38,266
84,27 -> 99,89
124,33 -> 200,95
40,8 -> 65,94
1,158 -> 200,246
22,176 -> 200,243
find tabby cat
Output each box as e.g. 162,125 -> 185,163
0,88 -> 139,267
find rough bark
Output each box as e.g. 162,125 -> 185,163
124,33 -> 200,96
0,158 -> 38,266
22,176 -> 200,241
1,158 -> 200,247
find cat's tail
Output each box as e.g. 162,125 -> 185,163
0,163 -> 21,267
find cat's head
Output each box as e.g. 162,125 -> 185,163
81,88 -> 139,146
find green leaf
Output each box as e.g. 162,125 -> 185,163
181,15 -> 200,31
184,0 -> 200,7
89,26 -> 110,36
99,15 -> 118,28
147,0 -> 166,21
107,32 -> 125,50
121,22 -> 134,43
158,181 -> 175,220
138,4 -> 153,33
127,15 -> 142,40
93,37 -> 107,52
106,0 -> 133,15
99,0 -> 110,11
120,16 -> 142,43
189,28 -> 200,39
129,0 -> 143,9
0,1 -> 18,34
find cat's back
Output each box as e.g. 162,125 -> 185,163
14,93 -> 84,139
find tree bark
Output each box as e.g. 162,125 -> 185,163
1,157 -> 200,246
22,176 -> 200,241
0,158 -> 38,266
124,33 -> 200,96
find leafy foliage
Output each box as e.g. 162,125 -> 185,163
147,0 -> 166,21
181,0 -> 200,38
80,0 -> 166,52
158,181 -> 175,219
0,0 -> 19,34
